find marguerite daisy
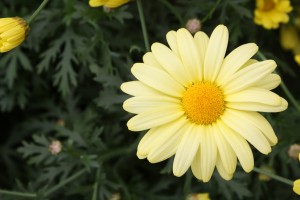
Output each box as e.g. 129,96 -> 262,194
121,24 -> 288,182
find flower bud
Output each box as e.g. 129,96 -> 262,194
186,18 -> 201,34
0,17 -> 29,53
186,193 -> 210,200
49,140 -> 63,155
288,144 -> 300,160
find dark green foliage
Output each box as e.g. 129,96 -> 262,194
1,0 -> 300,200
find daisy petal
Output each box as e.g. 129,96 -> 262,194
177,28 -> 201,82
147,117 -> 187,163
131,63 -> 185,97
120,81 -> 162,96
212,124 -> 237,174
123,95 -> 180,114
194,31 -> 209,68
191,145 -> 202,180
173,124 -> 201,177
226,97 -> 288,112
253,74 -> 281,90
127,105 -> 184,131
221,109 -> 271,154
230,111 -> 278,145
151,43 -> 191,86
166,30 -> 180,57
225,88 -> 282,106
217,43 -> 258,84
143,52 -> 164,69
217,120 -> 254,172
121,81 -> 163,96
204,25 -> 228,82
222,60 -> 277,94
137,128 -> 158,159
201,125 -> 217,182
216,157 -> 233,180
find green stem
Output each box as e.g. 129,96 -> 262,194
44,168 -> 87,197
252,166 -> 294,186
158,0 -> 184,25
136,0 -> 150,52
27,0 -> 51,24
257,51 -> 300,112
0,189 -> 37,198
201,0 -> 221,23
92,165 -> 101,200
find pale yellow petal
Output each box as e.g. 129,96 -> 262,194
230,111 -> 278,145
173,123 -> 200,177
131,63 -> 184,97
194,31 -> 209,69
123,95 -> 179,114
253,74 -> 281,90
151,43 -> 191,86
142,52 -> 164,69
137,128 -> 159,158
216,157 -> 233,180
216,43 -> 258,85
212,124 -> 237,174
226,97 -> 288,112
177,28 -> 201,82
221,109 -> 271,154
127,105 -> 184,131
147,117 -> 188,163
120,81 -> 163,96
200,125 -> 217,182
222,60 -> 277,95
191,145 -> 202,180
217,120 -> 254,172
166,30 -> 180,57
225,88 -> 282,106
204,25 -> 228,82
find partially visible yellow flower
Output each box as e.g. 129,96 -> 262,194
293,154 -> 300,195
294,179 -> 300,195
0,17 -> 29,53
187,193 -> 210,200
254,0 -> 292,29
280,25 -> 299,50
295,55 -> 300,65
89,0 -> 129,8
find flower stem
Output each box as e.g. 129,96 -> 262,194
257,51 -> 300,112
0,189 -> 37,198
252,166 -> 294,186
92,165 -> 101,200
136,0 -> 150,52
201,0 -> 221,24
27,0 -> 51,24
44,168 -> 87,197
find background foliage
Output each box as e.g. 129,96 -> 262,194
0,0 -> 300,199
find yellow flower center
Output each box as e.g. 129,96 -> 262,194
262,0 -> 275,11
181,82 -> 225,125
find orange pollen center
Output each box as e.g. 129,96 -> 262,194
262,0 -> 275,11
181,82 -> 225,125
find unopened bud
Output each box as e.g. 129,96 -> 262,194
109,193 -> 120,200
49,140 -> 63,155
288,144 -> 300,160
56,119 -> 65,127
186,18 -> 201,34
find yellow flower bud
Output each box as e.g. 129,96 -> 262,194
89,0 -> 130,8
0,17 -> 29,53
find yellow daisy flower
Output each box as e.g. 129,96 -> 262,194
187,193 -> 210,200
121,25 -> 288,182
0,17 -> 29,53
254,0 -> 292,29
89,0 -> 129,8
293,154 -> 300,195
